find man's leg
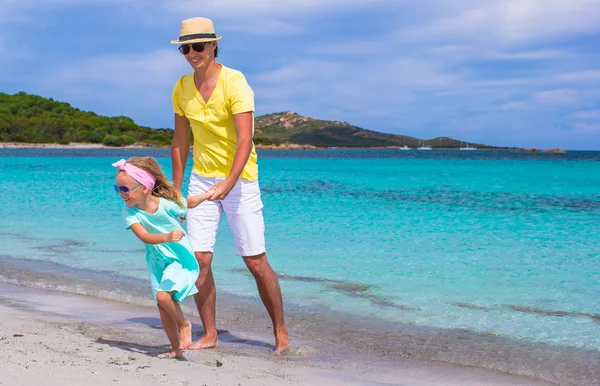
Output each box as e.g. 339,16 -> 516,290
185,175 -> 222,350
243,252 -> 289,354
224,178 -> 288,353
190,251 -> 219,349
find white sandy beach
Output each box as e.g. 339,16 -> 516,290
0,283 -> 557,386
0,284 -> 347,386
0,304 -> 333,386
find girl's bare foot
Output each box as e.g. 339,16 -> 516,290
179,320 -> 193,349
157,349 -> 183,359
189,335 -> 218,350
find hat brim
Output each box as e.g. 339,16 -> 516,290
170,35 -> 222,45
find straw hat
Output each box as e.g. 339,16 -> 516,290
170,17 -> 222,45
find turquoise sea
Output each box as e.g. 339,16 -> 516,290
1,148 -> 599,378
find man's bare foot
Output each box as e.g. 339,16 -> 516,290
179,320 -> 193,349
157,349 -> 183,359
275,328 -> 290,355
189,335 -> 218,350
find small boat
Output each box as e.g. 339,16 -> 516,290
460,142 -> 477,150
399,145 -> 411,150
417,140 -> 432,150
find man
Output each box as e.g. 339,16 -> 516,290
170,17 -> 289,354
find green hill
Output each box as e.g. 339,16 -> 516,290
254,111 -> 494,148
0,92 -> 497,149
0,92 -> 173,146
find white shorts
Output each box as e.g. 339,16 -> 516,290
186,173 -> 266,256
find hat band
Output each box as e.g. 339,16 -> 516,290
179,33 -> 217,42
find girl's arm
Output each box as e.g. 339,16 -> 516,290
130,223 -> 185,244
186,190 -> 214,209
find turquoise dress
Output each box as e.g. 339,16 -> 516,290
123,197 -> 199,303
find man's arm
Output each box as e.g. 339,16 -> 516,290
171,113 -> 191,191
208,111 -> 253,201
229,111 -> 254,182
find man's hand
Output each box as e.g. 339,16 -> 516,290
166,230 -> 185,242
208,178 -> 236,201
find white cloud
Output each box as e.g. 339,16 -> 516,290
0,0 -> 144,53
571,110 -> 600,120
499,0 -> 600,43
400,0 -> 600,45
500,101 -> 528,111
256,67 -> 303,84
225,20 -> 303,36
0,0 -> 137,19
159,0 -> 397,37
571,122 -> 600,134
251,57 -> 458,121
555,70 -> 600,83
42,49 -> 184,90
533,89 -> 587,105
486,49 -> 571,61
38,49 -> 188,119
163,0 -> 394,18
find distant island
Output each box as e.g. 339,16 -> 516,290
0,91 -> 545,151
255,111 -> 502,149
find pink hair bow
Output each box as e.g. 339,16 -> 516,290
111,159 -> 156,190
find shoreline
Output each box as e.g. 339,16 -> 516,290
0,142 -> 534,151
0,142 -> 166,149
1,250 -> 598,386
0,142 -> 323,150
0,282 -> 556,386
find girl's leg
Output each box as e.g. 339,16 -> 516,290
157,303 -> 183,358
156,291 -> 193,351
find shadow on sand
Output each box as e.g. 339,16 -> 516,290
123,317 -> 276,353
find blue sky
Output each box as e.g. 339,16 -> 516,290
1,0 -> 599,150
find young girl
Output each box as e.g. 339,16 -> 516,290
112,157 -> 212,359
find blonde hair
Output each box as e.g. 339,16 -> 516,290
124,157 -> 184,208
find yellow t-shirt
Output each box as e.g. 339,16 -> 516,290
172,65 -> 258,181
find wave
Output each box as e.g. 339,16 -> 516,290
0,254 -> 155,308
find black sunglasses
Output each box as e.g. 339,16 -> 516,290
179,43 -> 208,55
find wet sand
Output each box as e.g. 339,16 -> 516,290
0,283 -> 572,385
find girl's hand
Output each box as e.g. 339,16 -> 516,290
208,178 -> 236,201
166,230 -> 185,242
186,191 -> 213,209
